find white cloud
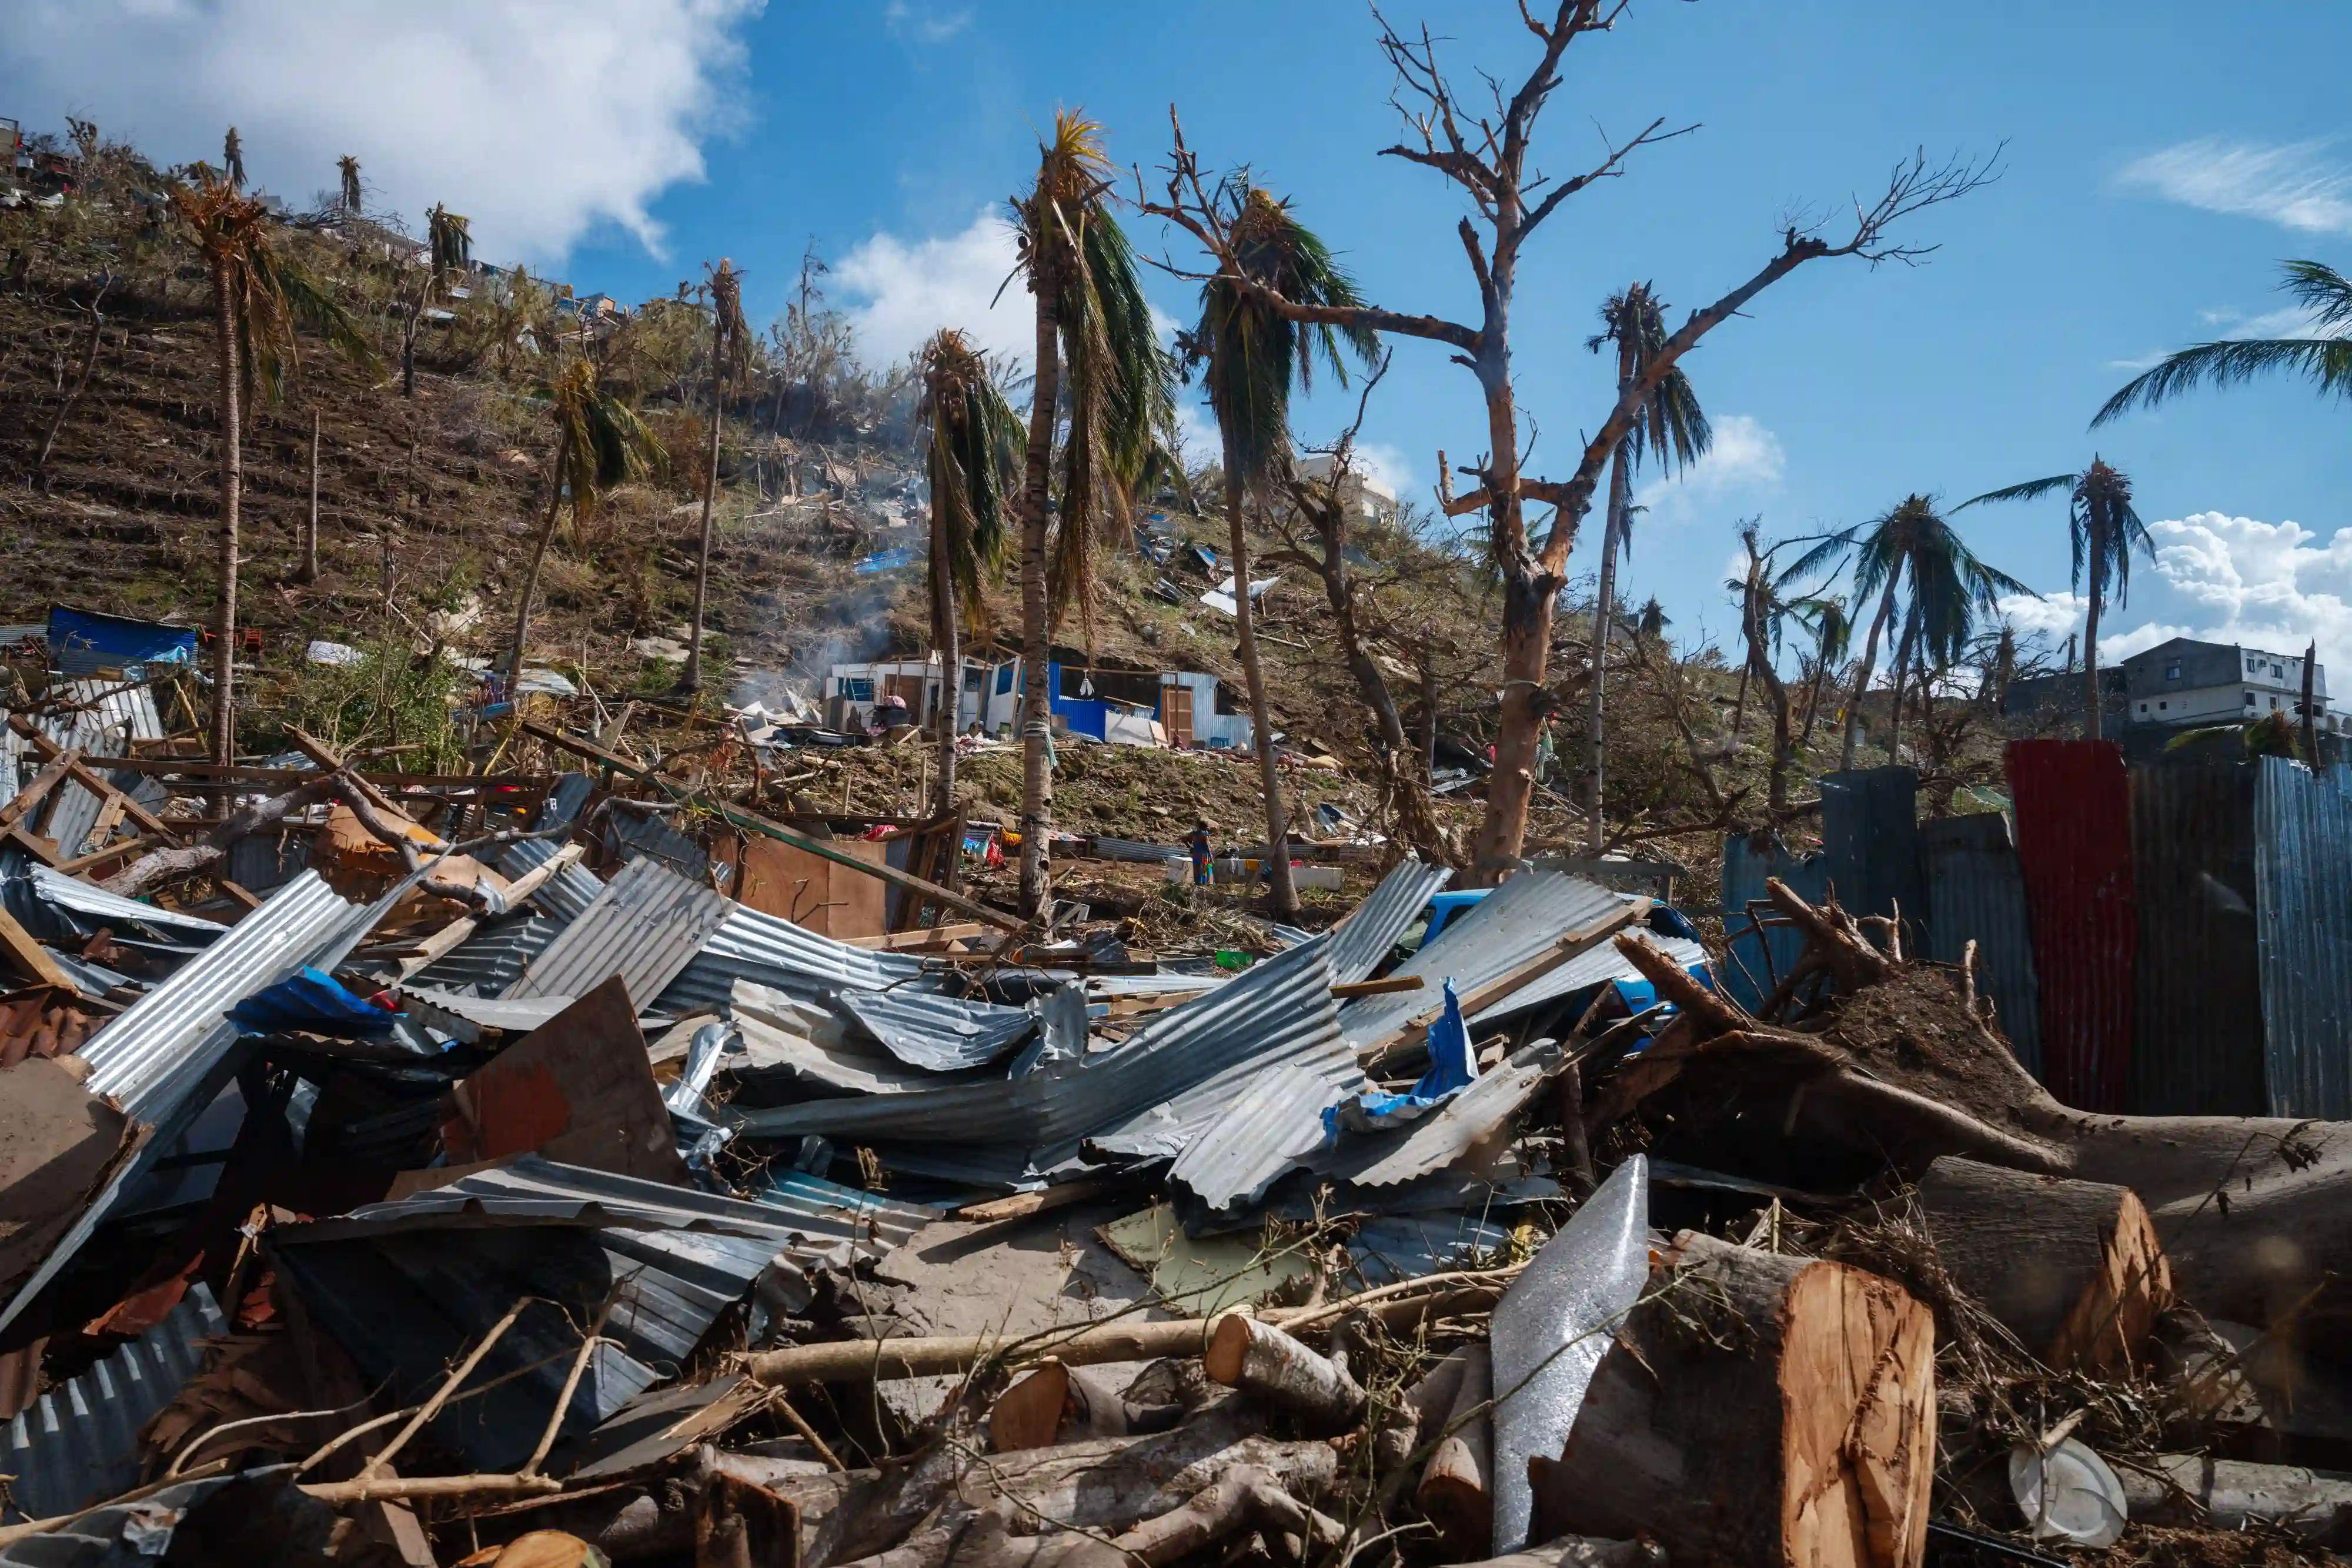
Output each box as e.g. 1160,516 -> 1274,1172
883,1 -> 971,43
2118,139 -> 2352,236
2026,511 -> 2352,676
1174,402 -> 1218,469
1354,443 -> 1416,499
1632,414 -> 1784,526
833,209 -> 1030,372
0,0 -> 761,263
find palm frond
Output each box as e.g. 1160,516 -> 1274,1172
1954,473 -> 2077,511
2279,259 -> 2352,332
2094,337 -> 2352,426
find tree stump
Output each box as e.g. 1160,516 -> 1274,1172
1915,1156 -> 2173,1374
1531,1232 -> 1935,1568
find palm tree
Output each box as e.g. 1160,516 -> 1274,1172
1635,596 -> 1671,643
337,155 -> 362,217
1792,596 -> 1850,749
2097,260 -> 2352,427
1190,185 -> 1377,917
169,170 -> 375,763
918,330 -> 1023,820
1956,459 -> 2150,741
1802,495 -> 2030,768
507,356 -> 666,693
1579,283 -> 1709,851
1007,111 -> 1175,917
222,127 -> 246,190
401,203 -> 470,397
680,258 -> 750,697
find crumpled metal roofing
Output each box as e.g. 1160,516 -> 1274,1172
22,681 -> 165,862
1,852 -> 229,947
1085,835 -> 1185,862
1466,927 -> 1705,1027
497,836 -> 611,924
1165,1056 -> 1358,1210
654,899 -> 935,1015
397,985 -> 576,1042
832,985 -> 1038,1072
1329,857 -> 1452,985
603,802 -> 710,881
0,1464 -> 298,1567
407,911 -> 563,995
1338,871 -> 1626,1048
0,1283 -> 223,1520
1,873 -> 382,1338
1315,1039 -> 1559,1188
507,855 -> 733,1005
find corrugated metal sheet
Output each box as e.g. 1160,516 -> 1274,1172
1315,1041 -> 1556,1188
1087,835 -> 1185,863
1,854 -> 229,947
406,911 -> 562,995
2007,740 -> 2137,1111
603,803 -> 709,881
1350,1212 -> 1514,1286
1922,813 -> 2044,1081
1165,1058 -> 1359,1210
2253,757 -> 2352,1119
833,986 -> 1038,1072
507,855 -> 733,1005
225,829 -> 311,895
0,1465 -> 286,1567
397,985 -> 576,1042
1719,834 -> 1828,1011
541,771 -> 596,829
34,682 -> 166,861
1337,872 -> 1626,1049
1466,930 -> 1707,1027
0,1284 -> 223,1519
1329,857 -> 1452,985
496,837 -> 610,924
654,900 -> 936,1014
2130,763 -> 2264,1115
0,874 -> 376,1337
1820,767 -> 1926,951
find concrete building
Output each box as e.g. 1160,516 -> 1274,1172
2122,637 -> 2334,735
1294,454 -> 1398,526
827,649 -> 1254,750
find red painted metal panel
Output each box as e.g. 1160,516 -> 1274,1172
2006,740 -> 2137,1109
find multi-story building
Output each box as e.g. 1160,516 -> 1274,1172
2122,637 -> 2334,735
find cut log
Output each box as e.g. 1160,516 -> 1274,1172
1202,1316 -> 1365,1435
2116,1454 -> 2352,1547
988,1361 -> 1181,1452
1915,1156 -> 2173,1374
1417,1343 -> 1492,1557
696,1472 -> 799,1568
1374,1347 -> 1471,1473
1531,1231 -> 1935,1568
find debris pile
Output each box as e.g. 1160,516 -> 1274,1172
1,672 -> 2348,1567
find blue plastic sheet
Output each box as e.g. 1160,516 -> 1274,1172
1324,979 -> 1478,1136
230,967 -> 397,1037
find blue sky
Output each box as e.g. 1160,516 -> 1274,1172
10,0 -> 2352,671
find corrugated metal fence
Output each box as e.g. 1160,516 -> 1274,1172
1920,813 -> 2043,1079
2252,756 -> 2352,1118
2129,763 -> 2265,1115
1821,767 -> 1927,953
2007,740 -> 2136,1111
1719,834 -> 1826,1012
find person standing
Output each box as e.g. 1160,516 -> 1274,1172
1187,818 -> 1214,900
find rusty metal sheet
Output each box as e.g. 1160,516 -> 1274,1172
2007,740 -> 2136,1110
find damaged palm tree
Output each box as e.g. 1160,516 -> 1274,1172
918,329 -> 1022,820
400,202 -> 471,398
506,356 -> 666,694
1007,111 -> 1177,918
680,257 -> 753,696
1189,183 -> 1379,918
169,169 -> 377,764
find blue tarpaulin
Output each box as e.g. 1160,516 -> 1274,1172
47,606 -> 198,678
230,967 -> 397,1037
1325,979 -> 1478,1136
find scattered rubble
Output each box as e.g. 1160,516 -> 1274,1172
0,643 -> 2347,1568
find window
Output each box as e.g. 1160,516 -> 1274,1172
995,665 -> 1015,695
842,677 -> 874,702
2158,701 -> 2167,711
964,667 -> 985,690
2165,661 -> 2182,681
2247,692 -> 2257,706
2273,696 -> 2281,710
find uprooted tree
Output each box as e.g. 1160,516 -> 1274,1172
1144,0 -> 1996,884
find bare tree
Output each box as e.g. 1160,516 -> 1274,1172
1144,1 -> 1994,881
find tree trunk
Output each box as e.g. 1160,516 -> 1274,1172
1745,589 -> 1796,815
931,508 -> 960,822
300,407 -> 320,584
1315,546 -> 1442,863
1531,1231 -> 1936,1568
1418,650 -> 1441,785
1202,1315 -> 1363,1435
507,431 -> 570,694
1914,1155 -> 2174,1375
1581,443 -> 1630,854
1800,652 -> 1831,750
2083,519 -> 2106,741
1840,577 -> 1900,771
1223,447 -> 1299,918
1015,274 -> 1062,918
681,327 -> 723,696
1471,567 -> 1551,885
1884,609 -> 1918,767
1416,1343 -> 1493,1556
209,258 -> 243,766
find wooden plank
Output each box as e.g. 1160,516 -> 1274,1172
54,833 -> 162,877
1332,975 -> 1425,999
5,721 -> 176,841
518,718 -> 1026,935
842,922 -> 987,951
0,753 -> 78,834
218,880 -> 263,911
3,825 -> 61,868
0,904 -> 73,990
